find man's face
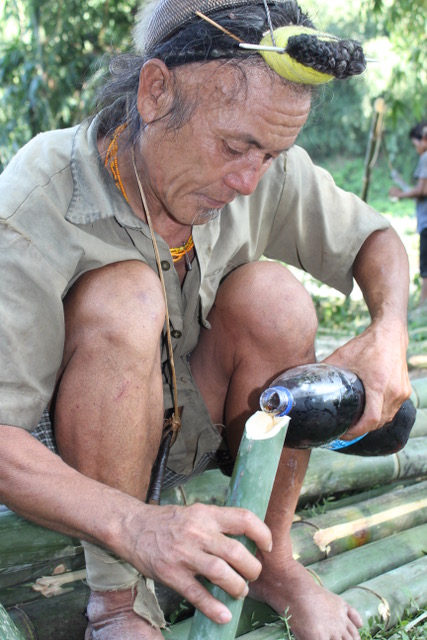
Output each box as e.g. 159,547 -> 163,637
140,62 -> 311,227
412,137 -> 427,156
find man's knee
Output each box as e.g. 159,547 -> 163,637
63,260 -> 165,356
215,261 -> 318,345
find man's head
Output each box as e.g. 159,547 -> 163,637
409,123 -> 427,155
95,1 -> 366,223
96,0 -> 366,142
135,59 -> 311,224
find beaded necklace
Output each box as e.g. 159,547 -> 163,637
104,124 -> 194,264
104,123 -> 129,203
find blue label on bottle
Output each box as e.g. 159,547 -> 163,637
322,433 -> 367,451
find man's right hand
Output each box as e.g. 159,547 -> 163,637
124,502 -> 272,624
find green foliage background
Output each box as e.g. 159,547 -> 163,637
0,0 -> 139,167
0,0 -> 426,172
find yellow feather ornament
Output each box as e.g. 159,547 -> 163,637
260,25 -> 336,85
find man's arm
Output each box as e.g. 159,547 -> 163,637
0,425 -> 272,624
324,226 -> 411,437
389,176 -> 427,200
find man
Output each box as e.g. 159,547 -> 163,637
389,123 -> 427,305
0,1 -> 411,639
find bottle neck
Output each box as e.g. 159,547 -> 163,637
259,386 -> 294,416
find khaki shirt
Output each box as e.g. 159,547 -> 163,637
0,116 -> 389,473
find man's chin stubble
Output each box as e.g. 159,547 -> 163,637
192,208 -> 222,225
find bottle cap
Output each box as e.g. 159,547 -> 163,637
259,386 -> 294,416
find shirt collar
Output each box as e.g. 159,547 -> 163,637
66,115 -> 148,231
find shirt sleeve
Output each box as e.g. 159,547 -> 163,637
415,151 -> 427,180
264,145 -> 390,296
0,221 -> 67,430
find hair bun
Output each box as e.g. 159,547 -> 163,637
286,34 -> 366,79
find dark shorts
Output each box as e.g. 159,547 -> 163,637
32,407 -> 234,493
420,228 -> 427,277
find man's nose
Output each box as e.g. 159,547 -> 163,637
223,159 -> 265,196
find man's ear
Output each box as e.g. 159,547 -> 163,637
137,59 -> 175,124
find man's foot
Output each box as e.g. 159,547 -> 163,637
85,589 -> 164,640
249,557 -> 363,640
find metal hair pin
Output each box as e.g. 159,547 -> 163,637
239,43 -> 286,52
195,11 -> 379,62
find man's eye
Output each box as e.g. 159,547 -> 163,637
224,142 -> 244,157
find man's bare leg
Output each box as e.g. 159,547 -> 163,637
191,261 -> 363,640
54,261 -> 166,640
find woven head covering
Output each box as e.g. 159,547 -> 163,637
134,0 -> 286,54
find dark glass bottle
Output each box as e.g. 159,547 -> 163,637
259,363 -> 416,454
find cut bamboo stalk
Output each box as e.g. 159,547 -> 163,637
5,581 -> 89,640
161,472 -> 230,507
292,479 -> 427,564
410,409 -> 427,437
161,435 -> 427,514
0,508 -> 82,569
341,555 -> 427,632
306,522 -> 427,593
410,378 -> 427,408
0,603 -> 25,640
299,438 -> 427,505
313,477 -> 419,511
168,552 -> 427,640
188,412 -> 289,640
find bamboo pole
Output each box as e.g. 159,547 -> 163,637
0,507 -> 82,569
341,555 -> 427,632
160,434 -> 427,513
292,479 -> 427,564
299,438 -> 427,505
167,537 -> 427,639
188,412 -> 289,640
410,378 -> 427,408
165,619 -> 288,640
361,97 -> 386,202
306,522 -> 427,594
0,603 -> 25,640
410,408 -> 427,437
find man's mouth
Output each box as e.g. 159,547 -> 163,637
201,194 -> 235,209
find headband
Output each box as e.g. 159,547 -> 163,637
136,0 -> 287,55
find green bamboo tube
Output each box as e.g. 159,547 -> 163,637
0,508 -> 82,568
312,477 -> 417,511
163,598 -> 278,640
161,469 -> 229,507
161,434 -> 427,515
5,582 -> 89,640
188,412 -> 290,640
410,378 -> 427,408
0,603 -> 25,640
341,555 -> 427,632
292,479 -> 427,564
307,522 -> 427,594
299,438 -> 427,505
410,409 -> 427,437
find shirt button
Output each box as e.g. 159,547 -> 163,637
161,260 -> 171,271
171,330 -> 182,339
